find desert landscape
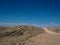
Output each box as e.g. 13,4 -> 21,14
0,25 -> 60,45
0,0 -> 60,45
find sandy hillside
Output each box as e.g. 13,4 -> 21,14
0,25 -> 60,45
0,25 -> 45,45
25,33 -> 60,45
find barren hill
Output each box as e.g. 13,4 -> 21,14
0,25 -> 60,45
0,25 -> 45,45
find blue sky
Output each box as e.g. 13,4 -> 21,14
0,0 -> 60,26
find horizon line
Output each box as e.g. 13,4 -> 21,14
0,22 -> 60,27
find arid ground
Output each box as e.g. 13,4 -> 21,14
0,25 -> 60,45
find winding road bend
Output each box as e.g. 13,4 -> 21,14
43,28 -> 60,35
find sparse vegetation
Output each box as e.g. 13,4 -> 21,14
0,25 -> 60,45
0,25 -> 45,45
48,28 -> 60,33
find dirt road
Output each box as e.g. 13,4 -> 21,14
43,28 -> 60,35
25,28 -> 60,45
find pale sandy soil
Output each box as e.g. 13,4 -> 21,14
43,28 -> 60,35
0,26 -> 60,45
25,33 -> 60,45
